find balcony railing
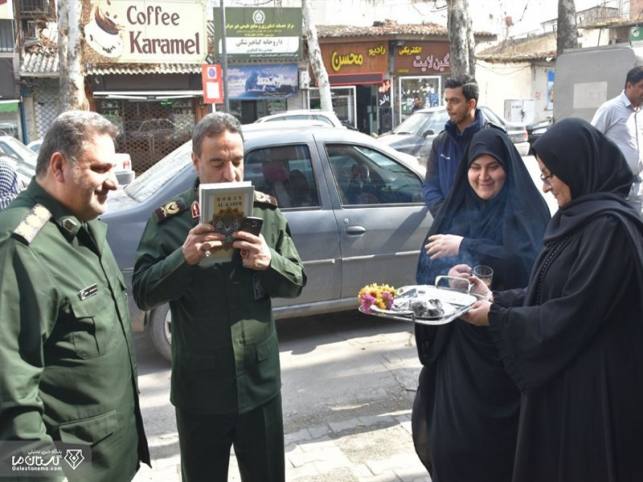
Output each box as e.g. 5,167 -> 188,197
19,0 -> 50,15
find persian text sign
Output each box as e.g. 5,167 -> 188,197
82,0 -> 207,64
394,41 -> 450,75
321,42 -> 388,74
213,7 -> 302,61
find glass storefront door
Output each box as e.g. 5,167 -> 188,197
309,86 -> 357,129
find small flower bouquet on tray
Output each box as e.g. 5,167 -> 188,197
358,283 -> 397,313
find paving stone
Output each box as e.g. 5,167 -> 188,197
285,427 -> 312,445
329,417 -> 362,433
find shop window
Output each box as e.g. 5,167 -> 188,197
95,98 -> 196,173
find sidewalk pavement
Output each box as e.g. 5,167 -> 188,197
133,408 -> 431,482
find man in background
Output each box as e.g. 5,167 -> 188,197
423,75 -> 491,216
592,66 -> 643,213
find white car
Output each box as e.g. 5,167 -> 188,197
254,109 -> 353,129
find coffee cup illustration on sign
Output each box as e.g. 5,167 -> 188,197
85,4 -> 123,58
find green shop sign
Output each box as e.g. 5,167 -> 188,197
212,7 -> 302,61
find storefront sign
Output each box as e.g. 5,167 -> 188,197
227,64 -> 298,100
395,42 -> 451,75
321,42 -> 388,75
213,7 -> 302,61
0,0 -> 13,20
82,0 -> 207,64
201,64 -> 223,104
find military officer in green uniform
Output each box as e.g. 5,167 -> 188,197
0,111 -> 150,481
132,112 -> 306,482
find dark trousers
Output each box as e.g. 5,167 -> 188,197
175,394 -> 284,482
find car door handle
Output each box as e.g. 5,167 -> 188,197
345,226 -> 366,235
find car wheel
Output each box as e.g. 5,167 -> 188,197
150,304 -> 172,362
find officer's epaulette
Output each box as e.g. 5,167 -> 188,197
253,190 -> 278,208
12,204 -> 52,245
155,199 -> 187,222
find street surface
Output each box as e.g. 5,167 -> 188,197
133,311 -> 431,482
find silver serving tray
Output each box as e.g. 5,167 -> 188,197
359,277 -> 478,326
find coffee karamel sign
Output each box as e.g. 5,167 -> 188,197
82,0 -> 207,64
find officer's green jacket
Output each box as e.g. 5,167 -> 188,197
0,181 -> 150,481
132,186 -> 306,414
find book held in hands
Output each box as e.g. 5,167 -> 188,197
199,181 -> 254,266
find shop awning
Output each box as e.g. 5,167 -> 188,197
93,90 -> 203,100
329,72 -> 384,86
0,100 -> 19,113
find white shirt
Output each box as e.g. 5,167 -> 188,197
591,91 -> 643,176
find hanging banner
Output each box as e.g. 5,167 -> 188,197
82,0 -> 207,64
227,64 -> 298,99
213,7 -> 302,62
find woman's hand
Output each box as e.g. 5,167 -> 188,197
468,275 -> 492,301
461,300 -> 491,326
425,234 -> 463,259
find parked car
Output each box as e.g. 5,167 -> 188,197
113,152 -> 136,186
255,109 -> 356,130
27,138 -> 43,153
0,135 -> 37,180
101,124 -> 432,360
378,105 -> 530,163
526,117 -> 553,154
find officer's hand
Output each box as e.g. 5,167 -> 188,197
233,231 -> 271,270
182,223 -> 224,265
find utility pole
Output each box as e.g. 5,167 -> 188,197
220,0 -> 229,113
302,0 -> 332,111
447,0 -> 475,77
557,0 -> 578,56
58,0 -> 88,111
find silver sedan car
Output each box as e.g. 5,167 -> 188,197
102,125 -> 432,360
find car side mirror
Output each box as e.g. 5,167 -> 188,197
422,129 -> 435,137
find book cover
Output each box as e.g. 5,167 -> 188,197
199,181 -> 254,266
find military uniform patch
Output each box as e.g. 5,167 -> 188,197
254,190 -> 278,208
155,199 -> 187,222
12,204 -> 52,245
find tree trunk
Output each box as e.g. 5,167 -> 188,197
302,0 -> 332,112
447,0 -> 475,77
58,0 -> 88,111
557,0 -> 578,56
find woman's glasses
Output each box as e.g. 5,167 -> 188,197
540,173 -> 554,185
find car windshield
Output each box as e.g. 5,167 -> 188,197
124,142 -> 192,202
393,110 -> 446,136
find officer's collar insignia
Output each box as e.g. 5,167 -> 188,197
191,200 -> 200,220
12,203 -> 52,245
61,216 -> 80,235
254,190 -> 278,208
155,199 -> 187,222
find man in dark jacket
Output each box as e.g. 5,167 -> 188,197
133,112 -> 306,482
423,75 -> 488,215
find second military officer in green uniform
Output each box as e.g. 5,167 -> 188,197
132,112 -> 306,482
0,111 -> 150,481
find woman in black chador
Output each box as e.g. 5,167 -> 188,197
464,118 -> 643,481
413,128 -> 550,481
